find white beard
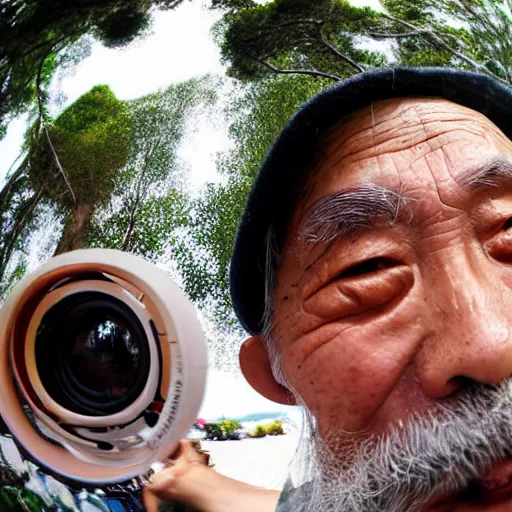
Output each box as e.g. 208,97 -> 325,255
287,380 -> 512,512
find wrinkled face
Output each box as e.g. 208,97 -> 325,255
272,97 -> 512,510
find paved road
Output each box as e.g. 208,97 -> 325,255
201,431 -> 300,491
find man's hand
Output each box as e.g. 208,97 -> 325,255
142,438 -> 279,512
142,439 -> 211,510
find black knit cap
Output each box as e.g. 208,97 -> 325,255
229,66 -> 512,335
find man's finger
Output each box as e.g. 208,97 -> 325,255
145,467 -> 177,494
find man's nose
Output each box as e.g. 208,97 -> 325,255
417,270 -> 512,399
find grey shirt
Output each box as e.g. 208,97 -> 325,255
275,478 -> 312,512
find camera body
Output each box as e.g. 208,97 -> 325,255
0,249 -> 207,484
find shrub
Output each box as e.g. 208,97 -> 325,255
264,420 -> 284,436
219,419 -> 242,437
204,419 -> 243,440
248,424 -> 267,438
248,420 -> 285,438
204,423 -> 224,440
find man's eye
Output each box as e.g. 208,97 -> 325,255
503,218 -> 512,230
338,257 -> 395,278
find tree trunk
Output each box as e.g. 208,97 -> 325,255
121,196 -> 142,252
121,211 -> 137,252
54,202 -> 94,255
120,138 -> 162,252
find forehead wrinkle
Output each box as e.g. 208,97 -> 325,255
325,103 -> 421,147
319,101 -> 496,171
417,145 -> 466,218
320,125 -> 491,177
322,108 -> 415,159
319,126 -> 483,179
318,102 -> 422,163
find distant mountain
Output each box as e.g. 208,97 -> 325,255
213,411 -> 289,423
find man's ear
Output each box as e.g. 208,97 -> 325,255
239,336 -> 296,406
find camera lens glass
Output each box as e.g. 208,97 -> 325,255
35,291 -> 150,416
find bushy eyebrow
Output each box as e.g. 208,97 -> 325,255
457,157 -> 512,190
298,183 -> 411,247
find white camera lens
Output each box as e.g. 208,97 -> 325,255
0,249 -> 208,484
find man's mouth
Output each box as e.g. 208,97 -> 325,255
471,459 -> 512,504
459,459 -> 512,506
430,459 -> 512,510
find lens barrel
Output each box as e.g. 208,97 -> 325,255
0,249 -> 208,483
35,291 -> 151,416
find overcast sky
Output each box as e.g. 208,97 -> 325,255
0,0 -> 382,419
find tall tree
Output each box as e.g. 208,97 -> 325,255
33,85 -> 133,255
0,0 -> 188,139
0,84 -> 133,284
90,77 -> 217,262
174,75 -> 328,332
0,76 -> 218,296
215,0 -> 511,85
216,0 -> 385,81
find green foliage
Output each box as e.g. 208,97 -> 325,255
29,85 -> 133,211
175,75 -> 327,331
424,0 -> 512,81
203,419 -> 243,440
371,0 -> 512,78
210,0 -> 257,11
0,486 -> 52,512
92,1 -> 153,48
0,76 -> 217,291
247,420 -> 284,437
204,422 -> 225,440
247,424 -> 267,438
15,84 -> 135,255
219,419 -> 243,438
0,259 -> 27,302
89,76 -> 217,260
90,189 -> 189,262
0,0 -> 188,139
219,0 -> 385,81
216,0 -> 512,83
0,165 -> 43,288
263,420 -> 284,436
381,0 -> 434,22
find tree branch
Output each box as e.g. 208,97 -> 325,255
256,59 -> 341,81
20,34 -> 68,61
255,19 -> 324,31
36,54 -> 77,205
382,13 -> 510,85
317,34 -> 364,72
155,0 -> 186,9
369,31 -> 426,39
240,19 -> 324,44
121,137 -> 163,250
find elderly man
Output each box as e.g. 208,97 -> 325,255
149,67 -> 512,512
